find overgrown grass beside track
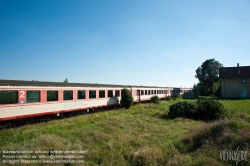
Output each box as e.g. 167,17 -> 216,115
0,98 -> 250,165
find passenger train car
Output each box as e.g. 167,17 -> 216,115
0,80 -> 191,122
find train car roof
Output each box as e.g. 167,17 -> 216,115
0,79 -> 181,89
0,79 -> 126,88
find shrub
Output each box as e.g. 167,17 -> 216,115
166,96 -> 171,101
168,101 -> 197,119
168,98 -> 225,121
151,95 -> 160,104
120,88 -> 133,109
177,95 -> 182,99
196,98 -> 225,121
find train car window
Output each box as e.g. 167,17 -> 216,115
154,90 -> 156,94
27,91 -> 40,103
108,90 -> 113,97
99,90 -> 105,98
78,90 -> 86,99
89,90 -> 96,99
141,90 -> 144,95
145,90 -> 147,95
64,90 -> 73,100
115,90 -> 120,97
148,90 -> 150,95
47,91 -> 58,101
0,91 -> 18,104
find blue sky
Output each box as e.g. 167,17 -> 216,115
0,0 -> 249,88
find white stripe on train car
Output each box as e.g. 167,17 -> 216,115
0,97 -> 120,121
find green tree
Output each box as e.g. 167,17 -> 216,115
63,78 -> 68,83
120,88 -> 133,109
195,59 -> 223,96
213,82 -> 221,97
192,83 -> 205,96
192,84 -> 199,96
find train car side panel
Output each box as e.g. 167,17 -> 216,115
0,97 -> 120,121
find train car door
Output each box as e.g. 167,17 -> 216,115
137,90 -> 140,102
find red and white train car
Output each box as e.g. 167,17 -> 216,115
0,80 -> 191,122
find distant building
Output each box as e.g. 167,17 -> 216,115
219,63 -> 250,98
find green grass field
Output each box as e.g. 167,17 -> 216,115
0,98 -> 249,165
